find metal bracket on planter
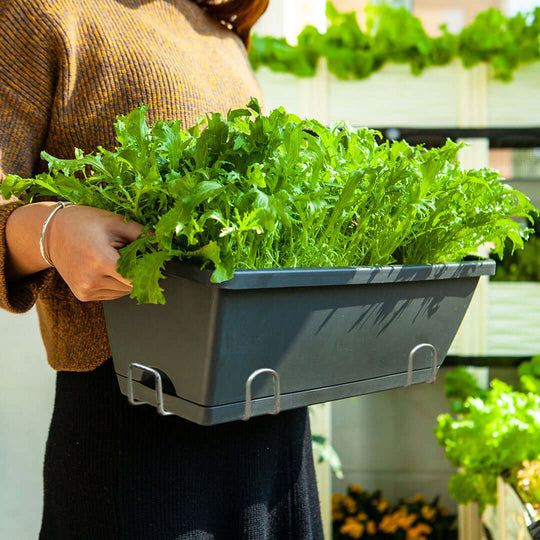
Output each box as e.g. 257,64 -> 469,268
127,363 -> 173,417
405,343 -> 438,387
243,368 -> 281,421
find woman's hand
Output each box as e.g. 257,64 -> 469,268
6,203 -> 143,302
48,205 -> 143,301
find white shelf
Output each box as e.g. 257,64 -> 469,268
488,63 -> 540,127
256,60 -> 540,128
327,62 -> 461,128
487,282 -> 540,357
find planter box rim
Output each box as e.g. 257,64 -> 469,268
163,259 -> 495,290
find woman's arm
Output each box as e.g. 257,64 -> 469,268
6,202 -> 143,302
0,1 -> 144,309
5,201 -> 57,281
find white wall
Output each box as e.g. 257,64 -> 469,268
0,308 -> 55,540
331,368 -> 458,512
507,0 -> 540,16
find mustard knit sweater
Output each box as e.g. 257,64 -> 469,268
0,0 -> 263,371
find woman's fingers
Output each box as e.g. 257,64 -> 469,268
86,289 -> 135,302
100,246 -> 134,287
70,278 -> 132,302
109,271 -> 133,288
118,219 -> 145,243
46,205 -> 146,302
100,275 -> 133,292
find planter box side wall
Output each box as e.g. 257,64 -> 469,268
105,277 -> 221,405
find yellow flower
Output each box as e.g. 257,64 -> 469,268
366,520 -> 377,535
376,498 -> 389,513
356,512 -> 368,521
332,510 -> 345,522
344,496 -> 357,514
421,505 -> 436,521
332,493 -> 345,506
397,513 -> 417,529
340,518 -> 365,539
407,493 -> 426,504
439,505 -> 449,516
349,484 -> 363,494
406,523 -> 433,540
379,514 -> 399,534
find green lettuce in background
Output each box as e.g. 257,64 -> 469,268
249,2 -> 540,82
436,359 -> 540,511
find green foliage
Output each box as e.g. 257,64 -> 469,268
459,8 -> 540,81
491,214 -> 540,281
311,434 -> 344,479
1,101 -> 535,304
518,355 -> 540,394
248,31 -> 320,77
249,2 -> 540,82
443,366 -> 487,414
323,2 -> 375,79
436,357 -> 540,511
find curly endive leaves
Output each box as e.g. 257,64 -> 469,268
1,100 -> 536,304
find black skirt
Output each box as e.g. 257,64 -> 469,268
39,359 -> 324,540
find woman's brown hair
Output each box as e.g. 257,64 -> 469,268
192,0 -> 269,48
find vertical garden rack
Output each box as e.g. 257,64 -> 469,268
252,1 -> 540,538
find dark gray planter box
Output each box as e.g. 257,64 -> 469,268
104,260 -> 495,425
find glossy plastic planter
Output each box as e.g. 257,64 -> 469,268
104,259 -> 495,425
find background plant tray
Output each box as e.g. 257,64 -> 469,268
104,260 -> 495,425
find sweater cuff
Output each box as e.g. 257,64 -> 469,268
0,200 -> 55,313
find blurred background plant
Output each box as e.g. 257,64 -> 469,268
435,357 -> 540,512
332,485 -> 457,539
491,214 -> 540,281
511,460 -> 540,520
249,2 -> 540,82
313,433 -> 344,480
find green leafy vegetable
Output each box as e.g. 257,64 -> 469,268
518,356 -> 540,395
491,214 -> 540,281
249,2 -> 540,81
443,366 -> 487,415
459,8 -> 540,81
1,100 -> 535,304
436,358 -> 540,511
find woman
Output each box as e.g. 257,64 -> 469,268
0,0 -> 324,538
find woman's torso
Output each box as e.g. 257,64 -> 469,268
4,0 -> 263,370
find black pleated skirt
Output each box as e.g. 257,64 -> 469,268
39,359 -> 324,540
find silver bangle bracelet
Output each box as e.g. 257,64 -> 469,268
39,201 -> 74,268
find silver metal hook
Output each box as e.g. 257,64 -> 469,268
127,363 -> 173,416
406,343 -> 438,387
243,368 -> 281,421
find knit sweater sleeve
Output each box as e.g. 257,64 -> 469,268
0,199 -> 56,314
0,1 -> 59,313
